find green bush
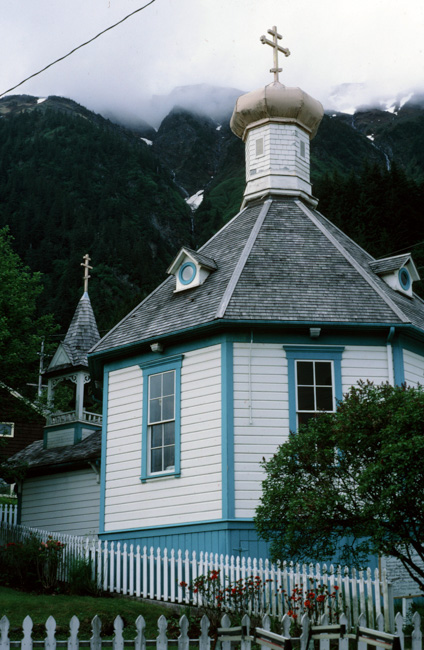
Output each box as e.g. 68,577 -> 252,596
0,534 -> 65,592
67,557 -> 102,596
0,535 -> 40,589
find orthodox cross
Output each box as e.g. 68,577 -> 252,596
260,26 -> 290,82
81,253 -> 93,293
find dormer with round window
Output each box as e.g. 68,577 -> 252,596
369,254 -> 420,297
167,247 -> 218,293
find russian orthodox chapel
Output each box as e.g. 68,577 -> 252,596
88,28 -> 424,559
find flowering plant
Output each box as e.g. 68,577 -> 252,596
181,570 -> 271,633
37,536 -> 66,590
282,583 -> 342,635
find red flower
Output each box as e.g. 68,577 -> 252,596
180,581 -> 187,587
334,585 -> 339,590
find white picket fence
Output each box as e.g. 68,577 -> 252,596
0,521 -> 396,633
0,503 -> 17,525
0,611 -> 421,650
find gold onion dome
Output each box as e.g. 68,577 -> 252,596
230,81 -> 324,141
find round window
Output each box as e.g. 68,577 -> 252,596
398,267 -> 411,291
179,262 -> 197,285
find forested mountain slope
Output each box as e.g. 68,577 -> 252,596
1,92 -> 424,342
0,100 -> 193,334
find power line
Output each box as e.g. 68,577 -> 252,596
0,0 -> 157,99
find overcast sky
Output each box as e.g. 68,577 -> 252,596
1,0 -> 424,126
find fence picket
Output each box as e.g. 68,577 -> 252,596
22,616 -> 33,650
134,615 -> 146,650
0,615 -> 9,650
0,521 -> 396,630
412,611 -> 422,650
113,616 -> 124,650
68,616 -> 79,650
1,611 -> 420,650
90,616 -> 102,650
178,615 -> 189,650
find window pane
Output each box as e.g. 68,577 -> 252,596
298,386 -> 315,411
316,387 -> 333,411
151,424 -> 163,448
297,361 -> 313,385
164,445 -> 175,471
149,398 -> 162,423
149,374 -> 162,399
315,362 -> 332,386
162,371 -> 175,397
162,395 -> 174,421
298,412 -> 317,428
164,421 -> 175,446
151,448 -> 163,473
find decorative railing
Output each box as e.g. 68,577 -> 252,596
46,410 -> 102,426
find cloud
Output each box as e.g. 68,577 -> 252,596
1,0 -> 423,126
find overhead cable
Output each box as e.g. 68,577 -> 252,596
0,0 -> 157,98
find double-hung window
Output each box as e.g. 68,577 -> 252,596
284,346 -> 344,432
148,370 -> 175,474
140,355 -> 182,481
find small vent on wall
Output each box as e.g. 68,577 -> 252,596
256,138 -> 264,156
300,141 -> 306,158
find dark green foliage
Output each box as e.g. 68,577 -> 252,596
255,381 -> 424,591
0,108 -> 193,334
67,558 -> 101,596
0,536 -> 41,590
314,163 -> 424,296
0,227 -> 57,391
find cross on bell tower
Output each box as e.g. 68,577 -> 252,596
260,26 -> 290,82
81,254 -> 93,294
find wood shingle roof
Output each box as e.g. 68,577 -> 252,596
91,197 -> 424,356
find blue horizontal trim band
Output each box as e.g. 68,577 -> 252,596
90,320 -> 423,363
100,518 -> 256,539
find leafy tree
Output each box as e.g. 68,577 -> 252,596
0,227 -> 56,392
255,381 -> 424,591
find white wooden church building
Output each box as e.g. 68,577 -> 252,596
11,30 -> 424,559
87,32 -> 424,559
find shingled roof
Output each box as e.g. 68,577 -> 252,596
49,292 -> 100,371
8,430 -> 101,475
91,196 -> 424,356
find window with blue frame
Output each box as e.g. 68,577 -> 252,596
140,355 -> 182,482
284,346 -> 344,432
148,370 -> 175,474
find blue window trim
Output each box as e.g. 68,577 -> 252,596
179,262 -> 197,286
283,346 -> 344,433
398,268 -> 411,291
139,354 -> 183,483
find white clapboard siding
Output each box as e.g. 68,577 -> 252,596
104,345 -> 222,531
21,470 -> 100,536
403,348 -> 424,387
234,344 -> 288,518
341,346 -> 389,391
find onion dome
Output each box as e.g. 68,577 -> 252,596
230,81 -> 324,141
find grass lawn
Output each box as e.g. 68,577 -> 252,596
0,586 -> 192,640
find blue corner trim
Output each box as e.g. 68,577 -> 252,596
392,338 -> 405,385
283,345 -> 344,433
140,356 -> 183,482
99,366 -> 109,534
221,338 -> 235,520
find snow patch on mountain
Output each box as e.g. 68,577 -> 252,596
185,190 -> 204,211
